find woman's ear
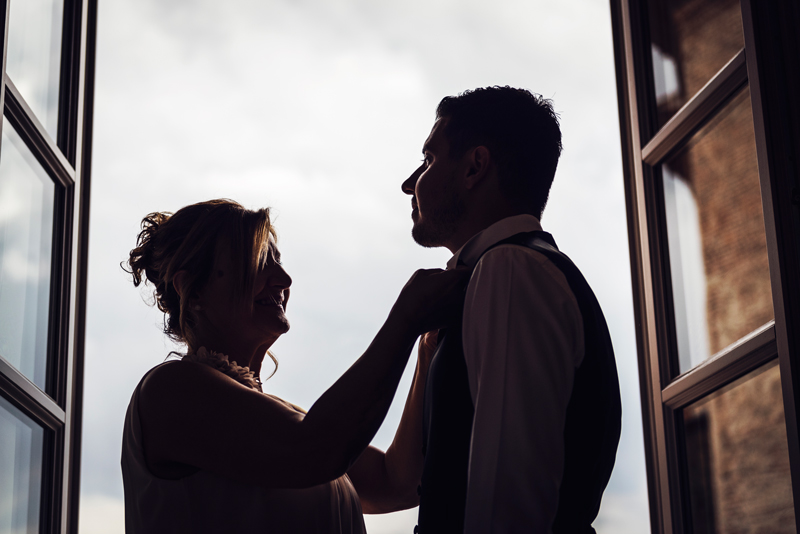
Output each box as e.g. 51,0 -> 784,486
173,270 -> 188,299
173,270 -> 202,310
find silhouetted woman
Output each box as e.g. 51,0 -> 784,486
121,199 -> 463,533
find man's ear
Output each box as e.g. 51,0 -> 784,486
464,146 -> 492,189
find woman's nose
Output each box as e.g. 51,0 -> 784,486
271,264 -> 292,289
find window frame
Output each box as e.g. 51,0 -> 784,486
610,0 -> 800,532
0,0 -> 96,531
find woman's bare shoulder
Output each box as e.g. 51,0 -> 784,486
140,359 -> 212,403
264,393 -> 307,415
136,358 -> 310,485
142,358 -> 214,386
137,358 -> 273,431
140,358 -> 303,422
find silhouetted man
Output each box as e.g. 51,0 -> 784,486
402,87 -> 621,534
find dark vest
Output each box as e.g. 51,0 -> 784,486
416,231 -> 622,534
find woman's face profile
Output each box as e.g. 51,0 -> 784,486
195,238 -> 292,349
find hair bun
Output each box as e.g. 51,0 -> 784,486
124,211 -> 173,288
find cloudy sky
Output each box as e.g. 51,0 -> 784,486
78,0 -> 650,532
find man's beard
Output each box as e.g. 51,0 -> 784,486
411,191 -> 466,248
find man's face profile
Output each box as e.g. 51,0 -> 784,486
402,119 -> 466,249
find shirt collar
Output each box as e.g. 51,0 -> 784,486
446,214 -> 543,270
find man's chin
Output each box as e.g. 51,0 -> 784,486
411,221 -> 447,248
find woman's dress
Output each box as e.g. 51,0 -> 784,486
121,365 -> 367,534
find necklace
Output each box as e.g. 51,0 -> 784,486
183,347 -> 263,392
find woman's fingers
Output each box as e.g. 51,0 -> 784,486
418,330 -> 440,366
395,266 -> 471,334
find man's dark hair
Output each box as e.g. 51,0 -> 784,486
436,86 -> 562,219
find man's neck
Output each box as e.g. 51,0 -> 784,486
446,209 -> 537,254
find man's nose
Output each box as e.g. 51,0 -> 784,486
402,165 -> 423,195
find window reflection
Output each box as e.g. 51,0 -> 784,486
648,0 -> 744,127
5,0 -> 64,139
652,44 -> 680,106
662,87 -> 772,373
683,361 -> 795,533
663,167 -> 709,366
0,395 -> 44,534
0,119 -> 55,391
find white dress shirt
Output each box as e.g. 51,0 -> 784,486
446,214 -> 585,534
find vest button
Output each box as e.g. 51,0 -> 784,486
413,526 -> 420,534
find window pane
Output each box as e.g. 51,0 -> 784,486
0,395 -> 44,534
0,119 -> 55,390
682,360 -> 795,533
649,0 -> 744,128
5,0 -> 64,139
662,87 -> 772,373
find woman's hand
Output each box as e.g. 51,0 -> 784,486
392,267 -> 470,335
418,329 -> 439,369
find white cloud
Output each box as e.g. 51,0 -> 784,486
594,491 -> 651,534
0,248 -> 45,283
79,495 -> 125,534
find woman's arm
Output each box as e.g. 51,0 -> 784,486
138,270 -> 464,490
346,330 -> 438,513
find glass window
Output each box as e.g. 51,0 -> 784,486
0,119 -> 56,390
682,360 -> 796,533
662,87 -> 772,373
649,0 -> 744,128
5,0 -> 65,139
0,394 -> 44,534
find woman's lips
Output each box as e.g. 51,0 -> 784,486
255,294 -> 284,309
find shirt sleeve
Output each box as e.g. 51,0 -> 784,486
462,245 -> 584,534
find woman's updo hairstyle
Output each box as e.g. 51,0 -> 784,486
124,199 -> 276,352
